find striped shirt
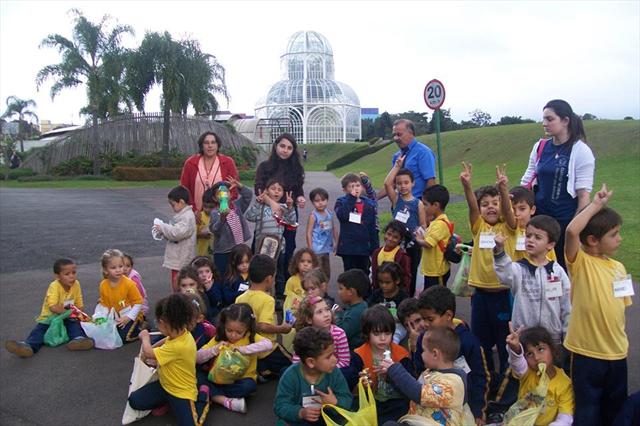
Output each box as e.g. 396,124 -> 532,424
292,324 -> 351,368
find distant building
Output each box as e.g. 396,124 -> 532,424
361,108 -> 380,120
40,120 -> 73,134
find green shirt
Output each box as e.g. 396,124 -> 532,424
336,301 -> 367,350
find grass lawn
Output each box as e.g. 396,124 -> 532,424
302,143 -> 368,171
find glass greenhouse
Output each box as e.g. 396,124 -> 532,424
255,31 -> 361,144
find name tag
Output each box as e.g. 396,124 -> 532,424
479,232 -> 496,249
238,283 -> 249,292
349,211 -> 362,224
119,306 -> 132,317
302,395 -> 322,408
454,356 -> 471,373
395,210 -> 410,223
544,279 -> 563,299
613,275 -> 634,298
516,235 -> 526,251
63,299 -> 74,308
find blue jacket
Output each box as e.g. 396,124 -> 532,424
334,194 -> 379,256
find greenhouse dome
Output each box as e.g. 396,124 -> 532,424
255,30 -> 361,144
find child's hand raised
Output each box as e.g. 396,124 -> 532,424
226,176 -> 242,191
593,183 -> 613,207
506,321 -> 523,354
316,387 -> 338,405
460,162 -> 473,187
285,191 -> 294,209
406,320 -> 420,352
496,164 -> 509,191
256,189 -> 266,204
494,233 -> 506,254
394,155 -> 406,169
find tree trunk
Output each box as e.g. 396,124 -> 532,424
161,105 -> 170,167
92,115 -> 100,175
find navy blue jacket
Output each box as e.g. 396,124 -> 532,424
334,194 -> 379,256
221,275 -> 250,308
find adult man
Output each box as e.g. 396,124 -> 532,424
378,119 -> 436,200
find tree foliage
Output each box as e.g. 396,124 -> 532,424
582,113 -> 597,121
469,109 -> 492,127
497,115 -> 535,125
1,96 -> 39,152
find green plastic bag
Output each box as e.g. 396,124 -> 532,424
208,345 -> 250,384
41,310 -> 73,347
448,245 -> 474,297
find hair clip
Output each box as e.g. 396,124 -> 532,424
309,296 -> 323,305
250,313 -> 255,319
191,299 -> 200,309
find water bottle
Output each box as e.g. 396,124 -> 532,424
218,183 -> 229,212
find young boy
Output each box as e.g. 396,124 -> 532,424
563,184 -> 631,426
235,254 -> 293,379
413,286 -> 490,424
371,221 -> 412,293
460,162 -> 516,375
196,188 -> 215,257
335,269 -> 369,351
274,327 -> 352,425
397,298 -> 426,354
381,326 -> 476,425
493,215 -> 571,345
154,185 -> 197,292
5,258 -> 94,357
417,184 -> 453,289
334,173 -> 379,274
306,187 -> 338,280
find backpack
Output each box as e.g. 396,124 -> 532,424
436,218 -> 462,264
524,138 -> 548,190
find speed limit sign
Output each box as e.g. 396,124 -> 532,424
424,79 -> 446,110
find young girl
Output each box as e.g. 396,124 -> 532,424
122,252 -> 149,316
305,187 -> 338,280
368,262 -> 409,344
371,221 -> 412,294
292,296 -> 350,368
351,305 -> 414,424
128,294 -> 210,425
190,256 -> 222,324
97,249 -> 144,343
221,244 -> 252,308
506,324 -> 574,425
176,266 -> 202,295
301,268 -> 335,308
197,303 -> 273,413
184,292 -> 216,349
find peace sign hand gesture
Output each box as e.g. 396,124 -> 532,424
496,164 -> 509,192
506,321 -> 524,354
285,191 -> 294,209
460,162 -> 473,188
593,183 -> 613,207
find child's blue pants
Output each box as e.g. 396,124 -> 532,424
128,381 -> 209,426
470,288 -> 511,374
25,319 -> 85,352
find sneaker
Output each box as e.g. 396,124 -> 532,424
151,403 -> 170,416
224,397 -> 246,414
5,340 -> 33,358
66,337 -> 94,351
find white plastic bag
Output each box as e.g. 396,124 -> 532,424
122,350 -> 158,424
81,308 -> 123,350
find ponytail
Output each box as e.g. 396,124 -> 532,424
544,99 -> 587,145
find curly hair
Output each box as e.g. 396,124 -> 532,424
288,248 -> 319,276
293,296 -> 332,331
155,294 -> 196,333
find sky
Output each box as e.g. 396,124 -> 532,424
1,0 -> 639,126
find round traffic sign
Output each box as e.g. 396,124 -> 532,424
423,79 -> 446,110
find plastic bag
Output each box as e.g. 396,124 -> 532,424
503,363 -> 550,426
208,345 -> 250,384
321,378 -> 377,426
81,308 -> 123,350
448,245 -> 474,297
42,310 -> 73,347
122,350 -> 158,424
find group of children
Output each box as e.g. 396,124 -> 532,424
4,161 -> 636,426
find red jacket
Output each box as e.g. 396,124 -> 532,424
371,247 -> 412,294
180,154 -> 240,209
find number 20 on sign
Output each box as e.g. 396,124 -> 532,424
423,79 -> 446,110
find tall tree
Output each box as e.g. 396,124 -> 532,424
36,9 -> 133,174
469,109 -> 492,127
1,96 -> 39,152
126,32 -> 229,166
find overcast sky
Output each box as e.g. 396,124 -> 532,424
1,1 -> 638,126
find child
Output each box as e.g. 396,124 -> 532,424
5,258 -> 93,358
197,303 -> 273,413
493,215 -> 571,345
381,326 -> 475,425
292,296 -> 350,368
384,164 -> 426,297
506,325 -> 574,425
196,188 -> 215,257
96,249 -> 144,343
397,298 -> 426,355
122,253 -> 149,316
235,254 -> 293,379
220,243 -> 252,308
371,221 -> 412,293
128,294 -> 210,425
413,286 -> 490,424
184,292 -> 216,349
283,249 -> 319,353
301,268 -> 335,309
334,173 -> 379,274
154,186 -> 197,292
368,262 -> 410,344
191,256 -> 222,324
335,269 -> 370,351
460,162 -> 517,375
177,266 -> 201,295
306,187 -> 338,280
564,184 -> 630,426
274,327 -> 353,425
208,178 -> 253,278
351,305 -> 413,424
417,184 -> 454,289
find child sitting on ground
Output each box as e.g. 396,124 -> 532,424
274,327 -> 353,425
191,256 -> 222,324
371,221 -> 412,293
123,253 -> 149,317
396,298 -> 426,355
196,188 -> 215,257
153,186 -> 197,292
306,187 -> 338,280
301,268 -> 335,309
220,244 -> 252,308
367,262 -> 410,344
183,292 -> 216,349
5,258 -> 94,357
335,269 -> 370,351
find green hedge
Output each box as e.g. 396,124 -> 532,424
0,167 -> 37,180
112,166 -> 182,181
238,169 -> 256,181
325,140 -> 394,170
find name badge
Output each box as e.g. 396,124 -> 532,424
516,235 -> 526,251
544,278 -> 563,299
454,356 -> 471,373
63,299 -> 74,308
238,283 -> 249,293
395,210 -> 410,223
479,232 -> 496,249
613,275 -> 634,298
119,305 -> 132,317
349,211 -> 362,224
302,395 -> 322,408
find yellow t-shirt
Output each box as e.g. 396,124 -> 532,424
201,333 -> 268,381
564,249 -> 631,360
506,226 -> 557,262
518,366 -> 574,425
378,246 -> 400,265
36,280 -> 84,322
98,276 -> 143,319
196,211 -> 213,257
421,213 -> 452,277
154,330 -> 197,400
468,217 -> 516,289
284,275 -> 304,298
236,289 -> 278,357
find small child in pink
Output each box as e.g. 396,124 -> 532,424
123,253 -> 149,316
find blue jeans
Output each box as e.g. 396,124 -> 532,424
196,370 -> 257,398
25,319 -> 86,352
471,289 -> 511,374
128,381 -> 209,426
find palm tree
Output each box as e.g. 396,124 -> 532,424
36,9 -> 133,174
1,96 -> 39,152
126,31 -> 229,166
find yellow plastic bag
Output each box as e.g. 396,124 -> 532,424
321,378 -> 377,426
503,363 -> 550,426
208,345 -> 250,385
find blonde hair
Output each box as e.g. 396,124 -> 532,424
293,296 -> 333,331
101,249 -> 124,277
302,268 -> 327,290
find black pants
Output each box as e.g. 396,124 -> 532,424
405,243 -> 421,297
423,271 -> 451,292
340,255 -> 371,276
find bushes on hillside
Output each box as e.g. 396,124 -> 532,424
0,167 -> 37,180
326,140 -> 394,170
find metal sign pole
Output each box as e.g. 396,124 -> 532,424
435,109 -> 443,184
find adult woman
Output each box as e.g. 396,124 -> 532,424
254,133 -> 306,299
180,131 -> 240,211
520,99 -> 595,267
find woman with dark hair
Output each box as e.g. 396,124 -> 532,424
520,99 -> 595,267
180,131 -> 240,212
254,133 -> 306,300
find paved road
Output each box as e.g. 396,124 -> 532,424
1,172 -> 638,425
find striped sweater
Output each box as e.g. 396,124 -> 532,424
292,324 -> 350,368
